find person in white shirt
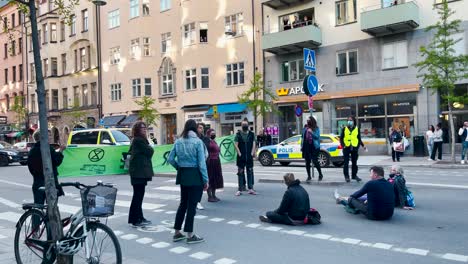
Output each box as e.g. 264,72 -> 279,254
458,121 -> 468,164
430,123 -> 443,161
426,125 -> 435,159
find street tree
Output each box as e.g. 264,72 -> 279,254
2,1 -> 78,263
135,96 -> 160,127
11,95 -> 28,131
238,72 -> 278,133
415,0 -> 468,163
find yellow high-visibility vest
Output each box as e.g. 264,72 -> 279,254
343,126 -> 359,147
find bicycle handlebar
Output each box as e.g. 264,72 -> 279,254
60,181 -> 116,189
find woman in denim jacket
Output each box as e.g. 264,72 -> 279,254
168,119 -> 209,244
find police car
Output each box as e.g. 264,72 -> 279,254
256,134 -> 344,167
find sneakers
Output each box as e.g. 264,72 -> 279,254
334,189 -> 340,201
186,234 -> 205,244
197,203 -> 204,210
462,160 -> 465,164
173,233 -> 186,242
248,189 -> 257,195
131,221 -> 149,228
235,191 -> 242,196
259,215 -> 272,223
353,176 -> 362,182
428,158 -> 433,161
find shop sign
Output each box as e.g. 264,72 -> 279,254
185,112 -> 211,123
220,111 -> 253,124
0,116 -> 6,125
276,84 -> 324,97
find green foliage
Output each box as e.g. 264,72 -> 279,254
135,96 -> 160,127
11,95 -> 28,130
238,72 -> 279,119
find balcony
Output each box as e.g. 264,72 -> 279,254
361,0 -> 420,37
262,24 -> 322,54
262,0 -> 314,9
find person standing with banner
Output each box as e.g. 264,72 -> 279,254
128,121 -> 154,227
301,116 -> 323,182
340,116 -> 367,183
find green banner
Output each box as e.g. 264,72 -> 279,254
58,135 -> 237,177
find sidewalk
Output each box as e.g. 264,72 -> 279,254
356,155 -> 468,169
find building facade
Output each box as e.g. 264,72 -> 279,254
0,1 -> 26,142
100,0 -> 262,144
261,0 -> 468,153
24,0 -> 100,145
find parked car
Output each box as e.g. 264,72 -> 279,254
0,141 -> 29,166
256,134 -> 345,168
13,141 -> 35,151
67,128 -> 131,147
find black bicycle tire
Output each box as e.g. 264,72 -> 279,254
72,222 -> 122,264
14,209 -> 54,264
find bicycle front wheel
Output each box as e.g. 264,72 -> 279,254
73,222 -> 122,264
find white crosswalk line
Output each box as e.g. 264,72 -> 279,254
304,233 -> 332,240
0,197 -> 21,209
195,215 -> 208,219
151,242 -> 171,249
136,237 -> 154,244
169,246 -> 190,254
0,234 -> 7,239
190,251 -> 212,260
227,220 -> 243,225
209,218 -> 225,222
214,258 -> 237,264
406,248 -> 429,256
114,200 -> 166,210
120,234 -> 138,240
0,212 -> 23,223
373,243 -> 393,250
442,253 -> 468,262
119,190 -> 180,201
246,223 -> 261,229
154,186 -> 180,192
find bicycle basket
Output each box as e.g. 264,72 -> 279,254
80,185 -> 117,217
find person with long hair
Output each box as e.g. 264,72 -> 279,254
425,125 -> 435,159
128,121 -> 154,227
301,116 -> 323,182
168,119 -> 208,244
204,128 -> 224,202
430,123 -> 443,161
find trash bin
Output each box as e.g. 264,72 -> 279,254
413,135 -> 425,157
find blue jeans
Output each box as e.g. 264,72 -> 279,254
462,141 -> 468,161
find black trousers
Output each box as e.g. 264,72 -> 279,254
266,211 -> 294,225
348,197 -> 368,216
391,148 -> 401,162
237,165 -> 254,191
128,184 -> 146,224
431,141 -> 443,160
304,149 -> 323,179
32,186 -> 46,205
343,148 -> 359,180
174,185 -> 203,233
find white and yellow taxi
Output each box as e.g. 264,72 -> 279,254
256,134 -> 344,167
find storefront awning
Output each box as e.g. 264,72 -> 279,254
101,115 -> 126,127
119,114 -> 140,127
206,103 -> 247,115
6,131 -> 24,138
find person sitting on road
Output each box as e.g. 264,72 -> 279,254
335,166 -> 394,220
388,165 -> 414,210
259,173 -> 310,225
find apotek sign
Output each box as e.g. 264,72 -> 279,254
276,85 -> 324,97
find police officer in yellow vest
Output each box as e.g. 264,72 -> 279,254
340,116 -> 367,183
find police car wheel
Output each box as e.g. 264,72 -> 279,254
259,152 -> 274,166
318,151 -> 330,168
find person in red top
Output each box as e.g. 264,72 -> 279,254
204,129 -> 224,202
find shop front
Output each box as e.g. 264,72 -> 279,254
205,103 -> 253,136
184,110 -> 214,131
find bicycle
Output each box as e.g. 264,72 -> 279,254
14,181 -> 122,264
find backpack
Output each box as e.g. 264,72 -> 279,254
406,190 -> 415,208
304,208 -> 321,225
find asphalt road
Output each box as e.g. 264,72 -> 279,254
0,163 -> 467,264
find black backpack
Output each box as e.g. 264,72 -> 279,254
305,208 -> 321,225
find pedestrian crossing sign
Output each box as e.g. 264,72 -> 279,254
303,48 -> 316,72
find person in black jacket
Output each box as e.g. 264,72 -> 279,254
27,131 -> 65,205
234,118 -> 256,196
259,173 -> 310,225
389,127 -> 403,162
128,121 -> 154,227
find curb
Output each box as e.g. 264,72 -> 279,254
259,178 -> 363,187
354,164 -> 467,169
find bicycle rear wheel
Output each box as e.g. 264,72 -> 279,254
73,222 -> 122,264
14,209 -> 55,264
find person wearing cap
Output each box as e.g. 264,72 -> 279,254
259,173 -> 310,225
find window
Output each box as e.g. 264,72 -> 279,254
5,94 -> 10,110
4,69 -> 8,84
130,0 -> 139,18
3,43 -> 7,58
201,67 -> 209,89
382,41 -> 407,69
43,24 -> 48,43
80,47 -> 87,70
226,62 -> 245,86
71,131 -> 99,144
336,49 -> 358,75
160,0 -> 170,11
82,9 -> 88,32
60,21 -> 65,41
43,58 -> 48,77
281,60 -> 305,82
225,13 -> 244,37
132,79 -> 141,97
19,64 -> 23,81
108,9 -> 120,29
143,0 -> 150,15
87,46 -> 91,68
52,89 -> 59,110
183,23 -> 196,46
74,50 -> 78,71
11,13 -> 15,27
18,37 -> 22,53
199,22 -> 208,43
130,38 -> 140,59
144,78 -> 151,95
48,0 -> 53,11
110,47 -> 120,64
61,53 -> 67,75
31,94 -> 36,112
18,11 -> 22,25
11,40 -> 16,55
12,66 -> 16,82
91,82 -> 97,105
73,86 -> 80,106
45,90 -> 49,110
100,132 -> 113,144
111,83 -> 122,101
51,57 -> 58,76
82,84 -> 88,106
70,15 -> 76,35
62,88 -> 68,109
161,59 -> 174,95
452,32 -> 466,56
47,23 -> 56,43
161,32 -> 171,53
143,37 -> 151,56
336,0 -> 356,25
185,69 -> 197,91
30,63 -> 35,82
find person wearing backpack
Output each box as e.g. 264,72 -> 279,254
388,165 -> 414,210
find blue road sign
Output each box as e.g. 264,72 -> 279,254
303,48 -> 316,72
307,75 -> 319,96
295,105 -> 303,117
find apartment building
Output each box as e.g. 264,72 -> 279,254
23,0 -> 100,144
100,0 -> 262,144
0,1 -> 26,141
261,0 -> 468,152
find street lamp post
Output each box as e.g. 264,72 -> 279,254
93,0 -> 106,121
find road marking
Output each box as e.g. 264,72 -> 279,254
165,211 -> 177,214
119,191 -> 180,201
58,204 -> 82,214
407,182 -> 468,190
442,253 -> 468,262
154,186 -> 181,192
0,211 -> 31,223
153,209 -> 165,213
190,251 -> 212,260
341,238 -> 361,245
0,179 -> 30,188
169,246 -> 190,254
165,179 -> 176,183
373,243 -> 393,250
304,233 -> 332,240
195,215 -> 208,219
262,226 -> 283,232
223,182 -> 238,188
113,230 -> 124,236
136,237 -> 154,244
246,223 -> 261,229
359,242 -> 373,247
283,230 -> 306,236
120,234 -> 138,240
330,237 -> 343,242
209,218 -> 225,222
227,220 -> 243,225
214,258 -> 237,264
151,242 -> 171,249
114,200 -> 166,210
0,234 -> 7,239
406,248 -> 429,256
0,197 -> 21,209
